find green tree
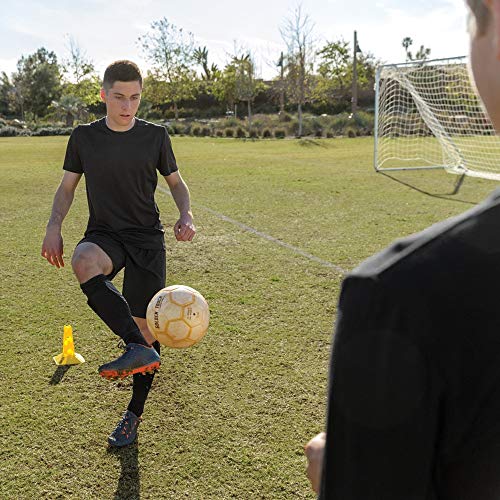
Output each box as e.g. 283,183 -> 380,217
62,76 -> 101,108
402,37 -> 413,62
138,17 -> 197,119
314,39 -> 378,109
280,6 -> 316,136
402,37 -> 431,62
50,94 -> 87,127
60,36 -> 101,108
211,62 -> 238,114
12,47 -> 62,119
233,53 -> 265,128
0,72 -> 15,116
63,36 -> 95,84
193,46 -> 219,81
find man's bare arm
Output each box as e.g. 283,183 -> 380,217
42,171 -> 82,267
164,171 -> 196,241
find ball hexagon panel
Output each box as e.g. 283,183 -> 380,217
167,319 -> 191,341
170,289 -> 196,307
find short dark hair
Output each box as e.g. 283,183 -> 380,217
467,0 -> 490,35
102,60 -> 143,91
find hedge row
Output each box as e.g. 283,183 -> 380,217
0,126 -> 72,137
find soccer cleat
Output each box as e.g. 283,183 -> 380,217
108,410 -> 141,447
98,343 -> 161,380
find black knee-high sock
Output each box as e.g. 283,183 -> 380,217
128,341 -> 161,417
80,274 -> 148,346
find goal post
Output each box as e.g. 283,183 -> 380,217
374,56 -> 500,181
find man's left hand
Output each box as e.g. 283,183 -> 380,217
174,213 -> 196,241
305,432 -> 326,494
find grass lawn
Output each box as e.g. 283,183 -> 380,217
0,135 -> 497,499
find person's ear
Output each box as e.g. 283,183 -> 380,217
100,88 -> 106,103
485,0 -> 500,59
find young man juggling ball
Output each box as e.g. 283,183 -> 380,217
42,60 -> 196,447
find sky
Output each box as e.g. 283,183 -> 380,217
0,0 -> 469,81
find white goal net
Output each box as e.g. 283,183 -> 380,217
374,56 -> 500,180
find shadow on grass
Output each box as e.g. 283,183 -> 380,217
379,172 -> 479,205
298,138 -> 328,148
108,442 -> 140,500
49,365 -> 71,385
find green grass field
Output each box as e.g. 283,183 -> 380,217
0,135 -> 498,499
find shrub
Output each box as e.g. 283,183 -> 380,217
326,131 -> 334,138
0,126 -> 20,137
329,113 -> 351,134
262,128 -> 272,138
225,128 -> 234,138
236,127 -> 246,138
224,117 -> 241,128
353,111 -> 375,131
191,126 -> 201,137
201,126 -> 211,137
248,129 -> 258,139
286,118 -> 314,137
345,127 -> 357,138
274,129 -> 286,139
315,129 -> 323,138
32,127 -> 72,136
216,130 -> 224,137
171,124 -> 182,134
183,124 -> 192,135
278,112 -> 292,122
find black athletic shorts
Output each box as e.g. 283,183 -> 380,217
77,231 -> 166,318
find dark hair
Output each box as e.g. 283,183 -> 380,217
102,60 -> 143,91
467,0 -> 490,35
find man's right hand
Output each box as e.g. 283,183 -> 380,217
41,229 -> 65,268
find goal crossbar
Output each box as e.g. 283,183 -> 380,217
374,56 -> 500,181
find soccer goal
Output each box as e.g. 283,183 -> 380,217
374,56 -> 500,181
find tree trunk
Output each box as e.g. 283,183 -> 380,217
247,100 -> 252,129
66,112 -> 74,128
298,103 -> 303,137
279,61 -> 285,113
174,101 -> 179,120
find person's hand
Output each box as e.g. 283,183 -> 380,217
305,432 -> 326,494
41,228 -> 65,268
174,213 -> 196,241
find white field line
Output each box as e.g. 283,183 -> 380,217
157,186 -> 347,275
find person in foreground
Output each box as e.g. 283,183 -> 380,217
42,60 -> 196,447
305,1 -> 500,498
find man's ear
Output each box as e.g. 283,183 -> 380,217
100,88 -> 106,102
485,0 -> 500,59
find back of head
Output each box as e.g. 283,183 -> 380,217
467,0 -> 490,35
102,60 -> 143,92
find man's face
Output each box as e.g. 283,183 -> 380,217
100,80 -> 142,129
468,3 -> 500,131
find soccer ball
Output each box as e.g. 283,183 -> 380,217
146,285 -> 209,348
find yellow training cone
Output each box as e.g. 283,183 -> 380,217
53,325 -> 85,365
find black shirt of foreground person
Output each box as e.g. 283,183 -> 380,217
321,189 -> 500,500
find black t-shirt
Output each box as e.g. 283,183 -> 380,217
320,189 -> 500,500
63,117 -> 178,249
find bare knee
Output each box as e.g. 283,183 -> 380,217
133,316 -> 156,345
72,244 -> 111,283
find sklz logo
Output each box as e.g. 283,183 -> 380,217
185,307 -> 193,320
153,295 -> 165,329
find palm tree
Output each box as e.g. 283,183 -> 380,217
193,46 -> 218,80
51,95 -> 86,127
402,37 -> 413,61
